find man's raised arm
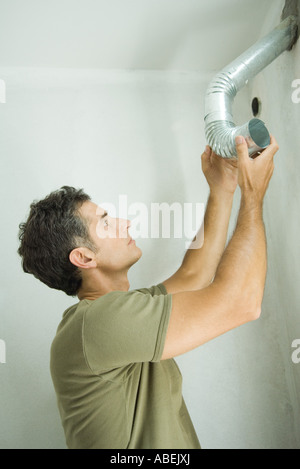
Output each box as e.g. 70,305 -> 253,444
163,146 -> 238,293
161,136 -> 279,360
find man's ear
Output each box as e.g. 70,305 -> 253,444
69,247 -> 97,269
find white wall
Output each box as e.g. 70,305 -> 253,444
177,4 -> 300,449
0,0 -> 273,71
0,68 -> 210,448
251,2 -> 300,447
1,2 -> 299,450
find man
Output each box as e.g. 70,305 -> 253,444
18,136 -> 279,449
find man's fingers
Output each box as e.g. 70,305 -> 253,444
262,135 -> 279,160
235,136 -> 249,164
201,145 -> 212,165
201,150 -> 209,174
235,135 -> 279,164
251,135 -> 279,163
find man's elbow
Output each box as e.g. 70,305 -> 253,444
230,290 -> 263,323
241,300 -> 262,322
252,304 -> 262,321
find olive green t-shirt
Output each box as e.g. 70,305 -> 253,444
50,284 -> 201,449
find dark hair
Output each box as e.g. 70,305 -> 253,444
18,186 -> 96,297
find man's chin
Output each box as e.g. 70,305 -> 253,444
130,245 -> 142,266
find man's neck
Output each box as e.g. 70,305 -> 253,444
78,269 -> 130,301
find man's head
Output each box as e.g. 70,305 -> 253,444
18,186 -> 141,297
69,199 -> 142,282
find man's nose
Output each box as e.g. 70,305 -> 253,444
116,217 -> 131,237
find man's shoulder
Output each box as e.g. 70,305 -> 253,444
134,283 -> 168,297
54,283 -> 167,338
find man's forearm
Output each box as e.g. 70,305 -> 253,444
180,190 -> 234,289
213,194 -> 267,314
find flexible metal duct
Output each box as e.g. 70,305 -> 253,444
204,16 -> 298,158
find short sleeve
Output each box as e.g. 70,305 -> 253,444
83,285 -> 172,373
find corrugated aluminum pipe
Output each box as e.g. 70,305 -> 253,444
204,16 -> 298,158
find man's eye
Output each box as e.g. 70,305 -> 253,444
104,219 -> 109,227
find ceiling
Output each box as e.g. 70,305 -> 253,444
0,0 -> 280,71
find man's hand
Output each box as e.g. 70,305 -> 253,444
201,146 -> 238,196
236,135 -> 279,204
